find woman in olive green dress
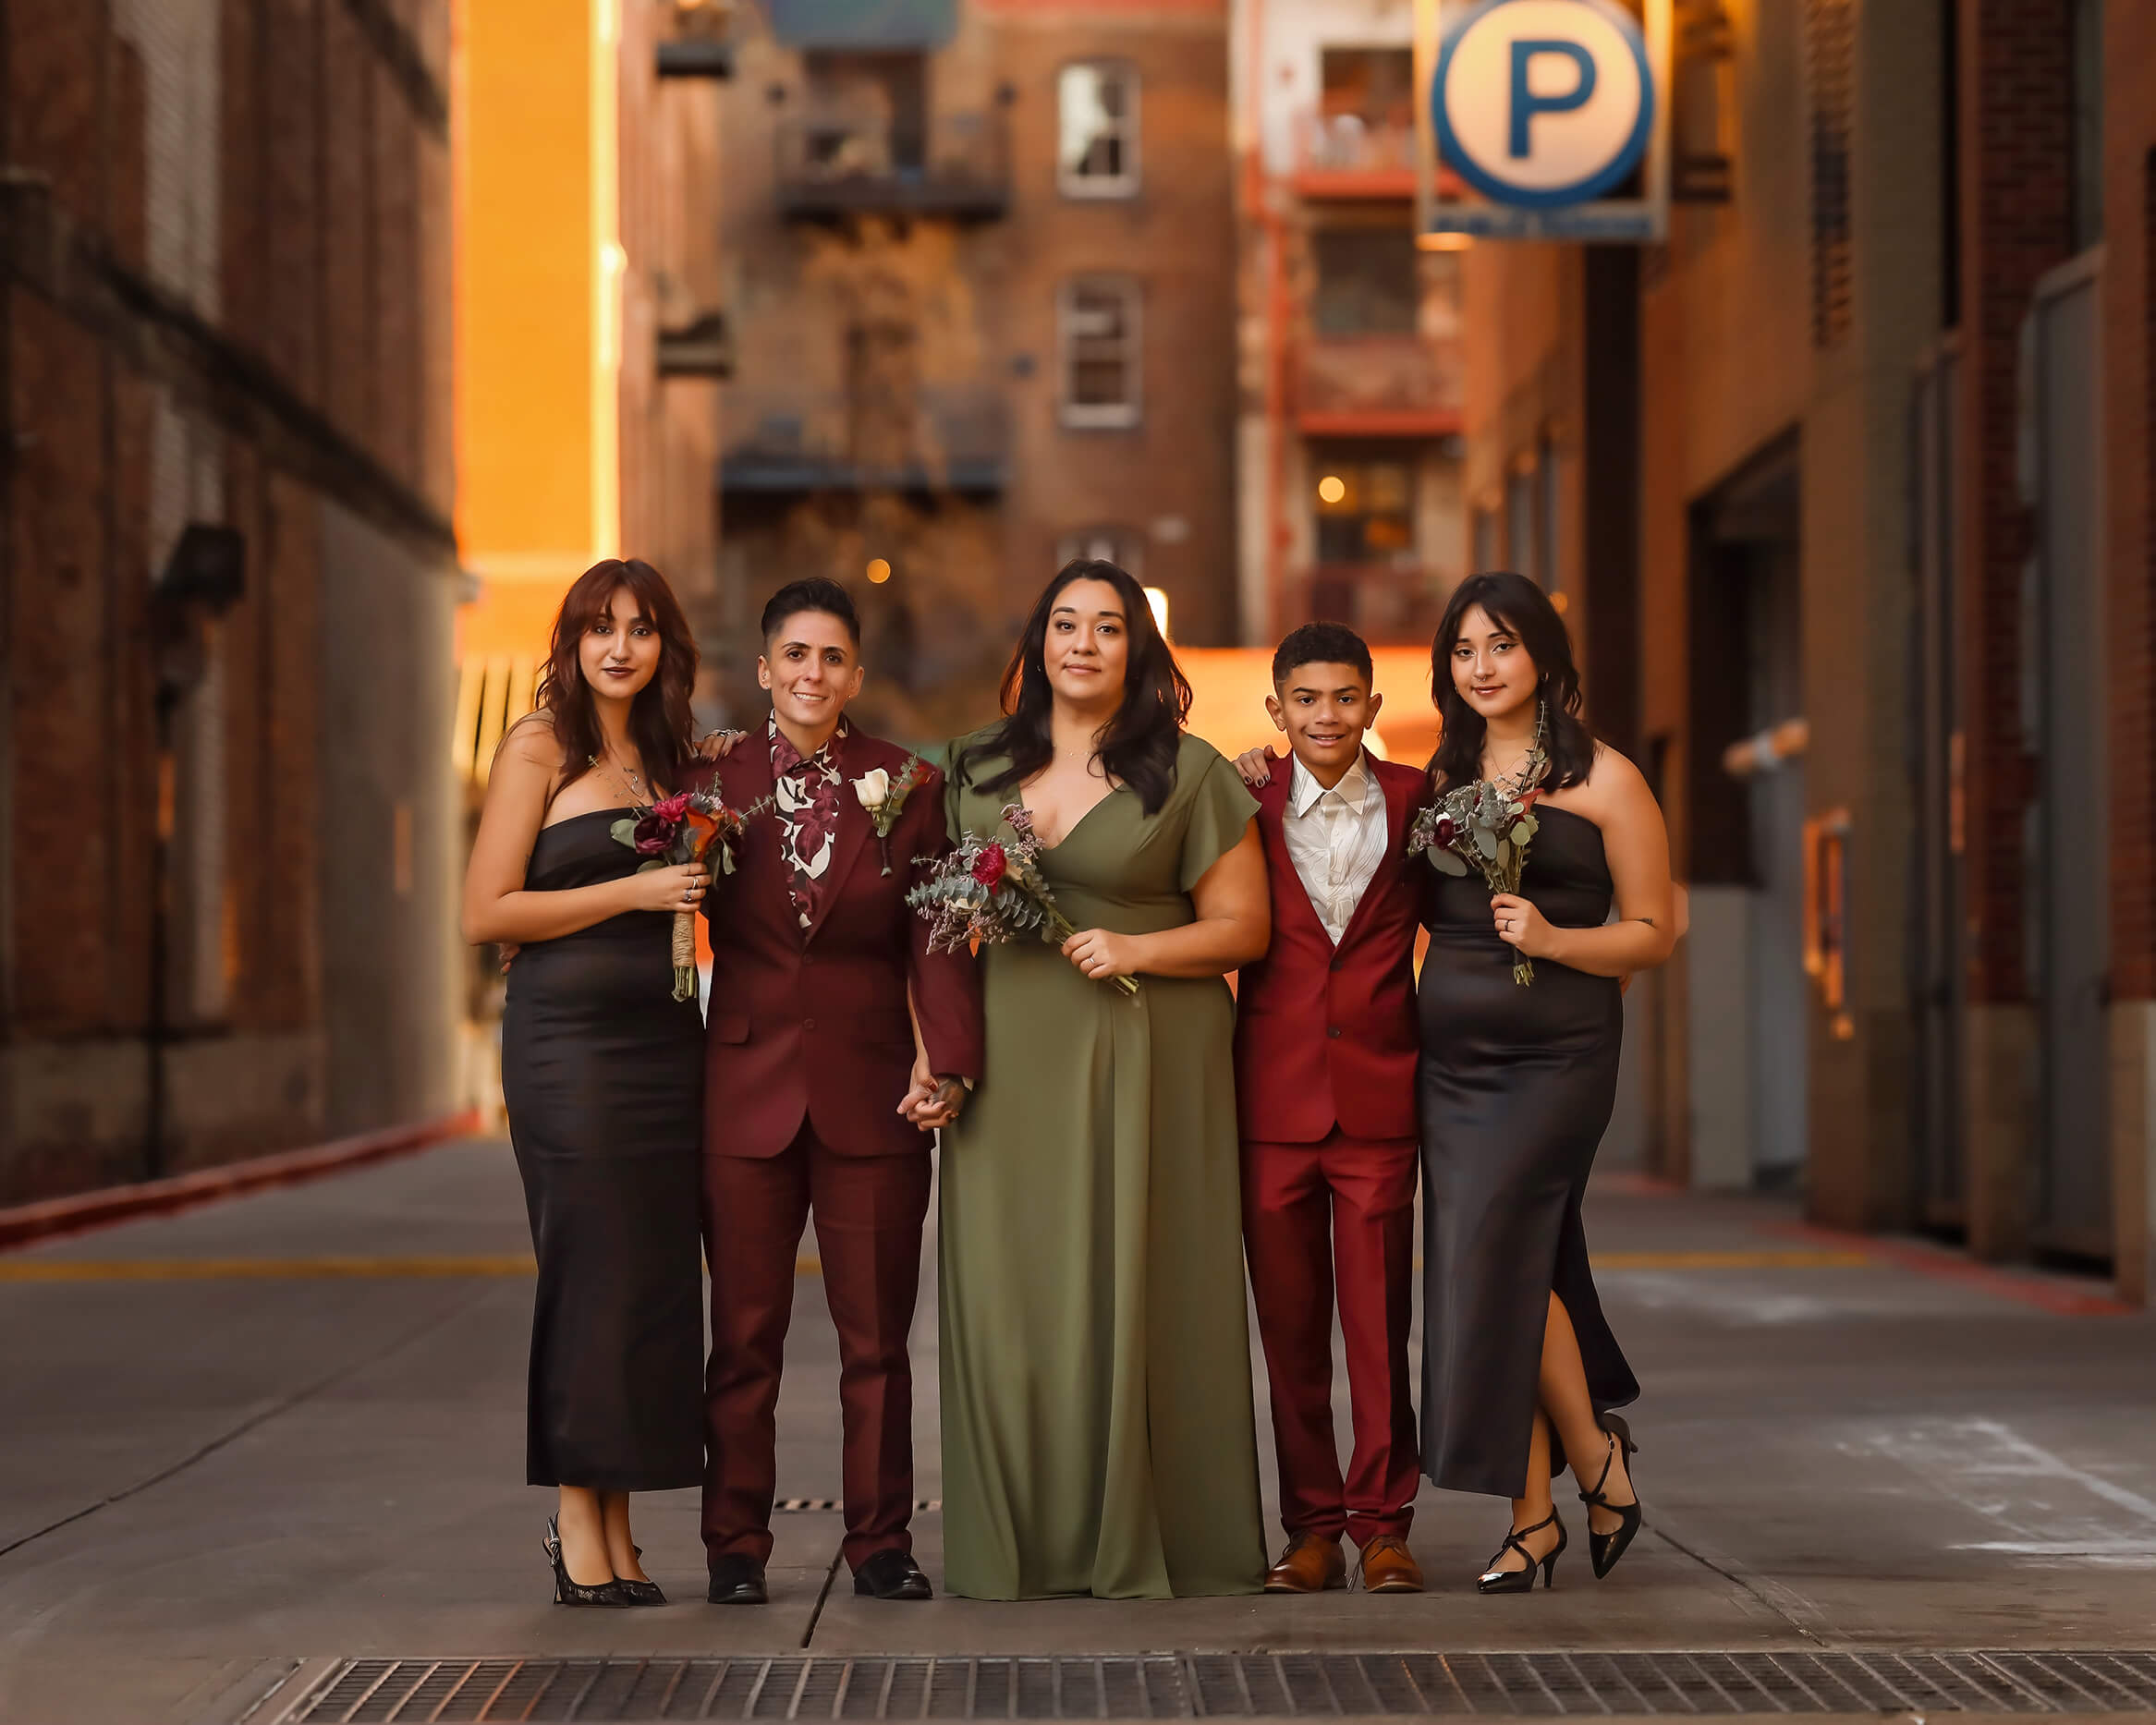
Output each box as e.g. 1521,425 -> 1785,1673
938,559 -> 1273,1600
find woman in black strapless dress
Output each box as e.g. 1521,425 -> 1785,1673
464,558 -> 713,1608
1415,573 -> 1676,1594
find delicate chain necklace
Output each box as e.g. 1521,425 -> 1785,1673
587,748 -> 654,809
1483,700 -> 1550,800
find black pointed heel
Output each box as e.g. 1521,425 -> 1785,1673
1475,1510 -> 1566,1594
613,1544 -> 665,1607
544,1515 -> 631,1608
1579,1416 -> 1643,1579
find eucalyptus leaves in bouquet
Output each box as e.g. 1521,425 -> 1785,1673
1407,703 -> 1551,985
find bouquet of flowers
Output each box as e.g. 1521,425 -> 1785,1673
614,789 -> 772,1001
1409,778 -> 1544,987
906,802 -> 1140,996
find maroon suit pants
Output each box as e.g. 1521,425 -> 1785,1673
1242,1129 -> 1420,1546
701,1120 -> 931,1571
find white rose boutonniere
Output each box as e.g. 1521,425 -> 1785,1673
852,767 -> 893,812
856,755 -> 926,875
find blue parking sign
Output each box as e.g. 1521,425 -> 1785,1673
1419,0 -> 1668,241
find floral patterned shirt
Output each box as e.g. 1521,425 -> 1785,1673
769,713 -> 849,929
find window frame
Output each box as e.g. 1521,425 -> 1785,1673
1055,526 -> 1147,580
1056,59 -> 1141,200
1056,275 -> 1144,431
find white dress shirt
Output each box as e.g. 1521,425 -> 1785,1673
1281,752 -> 1391,945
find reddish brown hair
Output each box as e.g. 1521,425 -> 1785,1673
535,558 -> 700,801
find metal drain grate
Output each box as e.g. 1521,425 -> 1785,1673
262,1651 -> 2156,1721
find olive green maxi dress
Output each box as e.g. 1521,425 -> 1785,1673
937,730 -> 1269,1599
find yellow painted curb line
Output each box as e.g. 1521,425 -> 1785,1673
0,1255 -> 829,1282
0,1250 -> 1871,1282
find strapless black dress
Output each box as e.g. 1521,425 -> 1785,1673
502,809 -> 705,1491
1415,802 -> 1639,1499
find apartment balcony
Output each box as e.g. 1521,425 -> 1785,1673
774,110 -> 1009,221
1289,110 -> 1466,201
1292,333 -> 1463,439
721,383 -> 1007,495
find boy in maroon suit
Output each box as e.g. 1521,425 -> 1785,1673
697,578 -> 981,1608
1234,622 -> 1426,1594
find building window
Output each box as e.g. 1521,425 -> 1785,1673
2070,0 -> 2103,251
1537,438 -> 1561,593
1505,464 -> 1537,581
1057,526 -> 1146,579
1313,456 -> 1415,565
1310,225 -> 1419,336
1058,277 -> 1141,428
1472,506 -> 1498,575
1058,62 -> 1139,197
1804,0 -> 1855,347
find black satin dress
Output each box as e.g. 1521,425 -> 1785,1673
502,809 -> 705,1490
1416,802 -> 1639,1499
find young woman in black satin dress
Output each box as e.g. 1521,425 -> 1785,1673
1415,572 -> 1675,1593
462,558 -> 712,1608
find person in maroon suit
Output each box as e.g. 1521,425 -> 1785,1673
1232,623 -> 1427,1595
696,578 -> 982,1608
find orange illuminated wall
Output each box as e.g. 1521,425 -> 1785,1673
455,0 -> 615,657
1178,647 -> 1438,769
453,0 -> 621,778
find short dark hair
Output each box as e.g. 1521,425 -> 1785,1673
1273,621 -> 1373,689
761,577 -> 860,646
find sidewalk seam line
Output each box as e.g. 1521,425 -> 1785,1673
1646,1524 -> 1833,1649
0,1282 -> 495,1565
799,1543 -> 844,1649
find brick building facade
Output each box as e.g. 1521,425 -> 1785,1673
711,0 -> 1239,741
1,0 -> 464,1201
1459,0 -> 2156,1299
1229,0 -> 1469,653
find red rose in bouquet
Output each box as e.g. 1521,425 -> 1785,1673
907,807 -> 1139,995
614,786 -> 772,1001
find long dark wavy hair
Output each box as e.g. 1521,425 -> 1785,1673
1429,571 -> 1596,791
957,559 -> 1192,816
535,557 -> 700,802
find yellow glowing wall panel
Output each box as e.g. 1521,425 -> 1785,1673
456,0 -> 599,568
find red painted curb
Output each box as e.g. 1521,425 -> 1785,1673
0,1109 -> 484,1252
1759,1218 -> 2138,1318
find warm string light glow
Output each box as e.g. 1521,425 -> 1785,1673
1317,474 -> 1347,504
1144,586 -> 1171,638
866,558 -> 893,585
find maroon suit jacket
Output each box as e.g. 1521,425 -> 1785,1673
695,726 -> 982,1159
1233,752 -> 1425,1145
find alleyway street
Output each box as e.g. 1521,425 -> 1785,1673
3,1139 -> 2154,1724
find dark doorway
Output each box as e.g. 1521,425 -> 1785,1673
1687,434 -> 1808,1187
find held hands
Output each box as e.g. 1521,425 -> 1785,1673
1062,928 -> 1140,983
1490,893 -> 1557,961
629,861 -> 712,915
1233,747 -> 1278,789
897,1052 -> 966,1131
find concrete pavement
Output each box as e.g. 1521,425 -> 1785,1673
2,1137 -> 2154,1722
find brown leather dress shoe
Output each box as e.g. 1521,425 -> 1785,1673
1263,1532 -> 1347,1593
1358,1536 -> 1424,1593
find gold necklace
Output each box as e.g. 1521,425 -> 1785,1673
588,749 -> 654,809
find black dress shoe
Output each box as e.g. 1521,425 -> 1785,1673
706,1555 -> 769,1605
852,1548 -> 932,1600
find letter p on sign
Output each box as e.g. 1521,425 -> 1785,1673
1509,40 -> 1598,159
1434,0 -> 1653,209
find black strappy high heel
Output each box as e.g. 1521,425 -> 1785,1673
1475,1509 -> 1566,1594
614,1542 -> 665,1608
1578,1415 -> 1643,1579
544,1515 -> 631,1608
